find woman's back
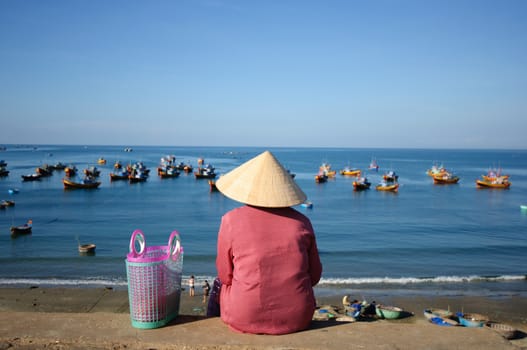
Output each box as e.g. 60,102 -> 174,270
216,205 -> 322,335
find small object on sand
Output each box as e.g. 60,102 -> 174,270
335,315 -> 356,322
485,321 -> 520,340
313,305 -> 341,321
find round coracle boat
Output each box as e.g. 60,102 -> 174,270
376,305 -> 403,319
78,243 -> 96,254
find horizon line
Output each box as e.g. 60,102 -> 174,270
1,143 -> 526,152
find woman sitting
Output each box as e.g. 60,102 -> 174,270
214,150 -> 323,335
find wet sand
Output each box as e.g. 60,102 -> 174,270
0,286 -> 526,349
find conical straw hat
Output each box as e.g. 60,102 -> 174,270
216,150 -> 307,208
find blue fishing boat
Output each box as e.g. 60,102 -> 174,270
424,309 -> 458,326
457,312 -> 488,327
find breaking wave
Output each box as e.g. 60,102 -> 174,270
319,275 -> 526,285
0,274 -> 524,289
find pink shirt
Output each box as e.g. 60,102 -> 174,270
216,205 -> 322,335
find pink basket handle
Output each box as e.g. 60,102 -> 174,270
129,229 -> 146,257
167,230 -> 182,260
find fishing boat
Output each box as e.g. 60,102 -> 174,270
83,166 -> 101,177
521,205 -> 527,210
8,188 -> 19,195
209,180 -> 218,191
427,164 -> 446,177
63,177 -> 101,189
1,200 -> 15,207
423,308 -> 458,326
482,175 -> 509,183
478,167 -> 510,187
50,162 -> 66,170
383,170 -> 399,182
320,163 -> 337,178
78,243 -> 96,254
423,308 -> 453,320
432,173 -> 460,184
21,173 -> 42,181
194,164 -> 216,179
315,173 -> 328,183
64,165 -> 78,177
476,178 -> 510,189
129,171 -> 148,183
173,162 -> 186,171
158,167 -> 180,178
376,182 -> 399,192
36,164 -> 53,177
340,166 -> 361,177
157,156 -> 177,174
427,316 -> 459,326
482,167 -> 509,182
457,312 -> 488,327
353,177 -> 371,191
368,158 -> 379,171
11,220 -> 32,236
0,200 -> 14,209
109,170 -> 130,181
127,162 -> 150,177
97,158 -> 107,165
158,155 -> 178,175
0,166 -> 9,176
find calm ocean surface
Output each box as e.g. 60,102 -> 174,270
1,145 -> 526,298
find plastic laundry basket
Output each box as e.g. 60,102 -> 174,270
125,229 -> 183,329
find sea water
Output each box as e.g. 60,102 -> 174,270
0,145 -> 526,298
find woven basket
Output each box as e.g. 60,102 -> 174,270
126,229 -> 183,329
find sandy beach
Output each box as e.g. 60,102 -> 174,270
0,286 -> 526,349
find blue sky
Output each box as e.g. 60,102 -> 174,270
1,0 -> 526,149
